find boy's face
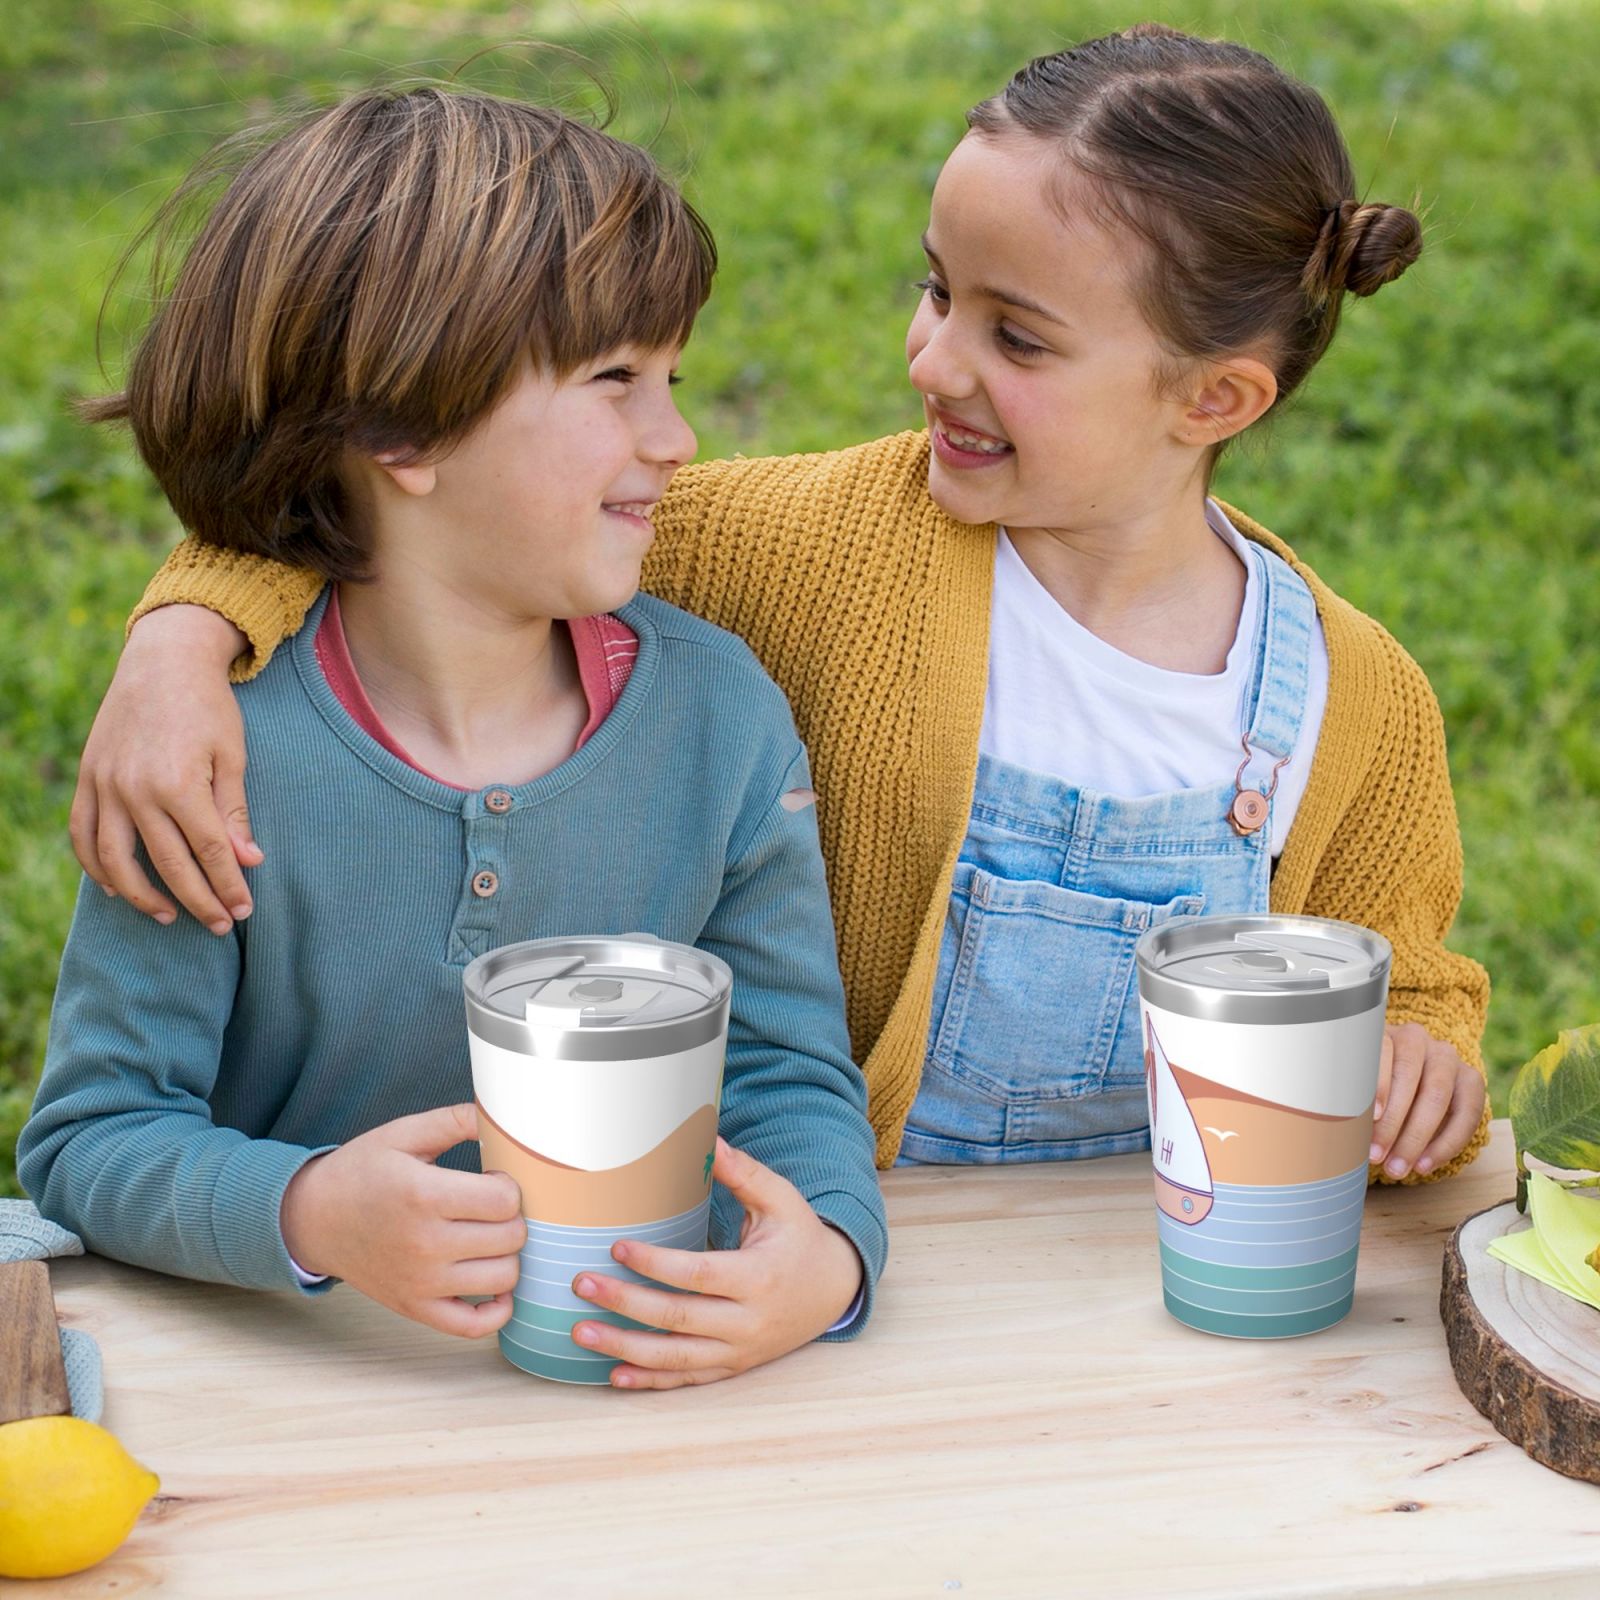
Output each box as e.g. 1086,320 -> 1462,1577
370,344 -> 696,620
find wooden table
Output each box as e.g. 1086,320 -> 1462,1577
38,1120 -> 1600,1598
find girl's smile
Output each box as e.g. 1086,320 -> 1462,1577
906,132 -> 1208,543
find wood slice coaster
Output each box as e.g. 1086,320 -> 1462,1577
1442,1200 -> 1600,1484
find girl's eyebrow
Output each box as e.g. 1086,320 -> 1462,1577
920,234 -> 1072,329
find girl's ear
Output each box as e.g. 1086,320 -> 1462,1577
1181,357 -> 1278,447
372,451 -> 437,498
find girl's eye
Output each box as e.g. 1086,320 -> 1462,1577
913,277 -> 950,307
997,325 -> 1045,358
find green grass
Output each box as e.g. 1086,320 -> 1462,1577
3,0 -> 1597,1195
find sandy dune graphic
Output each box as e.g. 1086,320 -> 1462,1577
477,1100 -> 717,1226
1170,1063 -> 1371,1186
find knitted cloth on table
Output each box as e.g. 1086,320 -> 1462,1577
131,429 -> 1491,1179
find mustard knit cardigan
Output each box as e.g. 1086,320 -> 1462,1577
134,430 -> 1491,1179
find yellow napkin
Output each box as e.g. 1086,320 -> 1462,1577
1486,1173 -> 1600,1310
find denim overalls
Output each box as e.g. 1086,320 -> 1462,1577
898,540 -> 1315,1165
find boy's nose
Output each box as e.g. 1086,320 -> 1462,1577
643,396 -> 697,468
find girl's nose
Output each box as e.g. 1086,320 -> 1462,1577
907,310 -> 974,402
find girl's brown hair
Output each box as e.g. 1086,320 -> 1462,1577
85,87 -> 717,579
967,23 -> 1420,427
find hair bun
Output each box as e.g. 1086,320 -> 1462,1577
1305,200 -> 1422,300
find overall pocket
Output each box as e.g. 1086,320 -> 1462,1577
923,864 -> 1203,1149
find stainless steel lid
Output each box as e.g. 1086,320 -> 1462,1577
1135,914 -> 1391,1025
463,935 -> 732,1061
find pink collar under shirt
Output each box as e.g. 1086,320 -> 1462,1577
315,588 -> 639,789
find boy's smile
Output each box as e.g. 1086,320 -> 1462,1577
363,343 -> 695,623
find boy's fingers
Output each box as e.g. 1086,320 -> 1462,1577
609,1363 -> 736,1391
709,1137 -> 801,1216
572,1270 -> 737,1338
424,1291 -> 515,1340
1415,1071 -> 1488,1176
444,1253 -> 522,1300
442,1214 -> 527,1259
170,784 -> 256,920
610,1237 -> 742,1297
569,1317 -> 732,1376
385,1101 -> 485,1162
96,799 -> 178,922
1370,1027 -> 1426,1160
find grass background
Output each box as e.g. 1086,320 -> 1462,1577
2,0 -> 1596,1195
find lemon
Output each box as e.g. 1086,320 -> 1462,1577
0,1416 -> 160,1579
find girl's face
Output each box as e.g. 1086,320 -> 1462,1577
905,133 -> 1205,535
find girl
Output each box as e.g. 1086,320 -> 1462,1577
70,25 -> 1489,1185
21,87 -> 885,1390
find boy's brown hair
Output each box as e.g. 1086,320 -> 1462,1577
85,87 -> 717,579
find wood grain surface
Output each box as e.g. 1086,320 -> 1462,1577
0,1260 -> 71,1424
34,1122 -> 1600,1599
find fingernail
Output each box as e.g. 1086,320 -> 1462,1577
1416,1156 -> 1434,1174
613,1373 -> 635,1388
1369,1142 -> 1384,1162
1386,1157 -> 1408,1178
230,903 -> 253,920
1373,1102 -> 1384,1121
155,912 -> 175,926
575,1275 -> 596,1298
574,1324 -> 599,1347
209,919 -> 232,936
611,1242 -> 629,1264
102,885 -> 116,898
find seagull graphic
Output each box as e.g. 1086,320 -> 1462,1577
1204,1127 -> 1240,1142
703,1150 -> 715,1183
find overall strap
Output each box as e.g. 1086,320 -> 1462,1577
1239,542 -> 1316,783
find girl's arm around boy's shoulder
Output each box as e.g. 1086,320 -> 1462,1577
16,874 -> 335,1293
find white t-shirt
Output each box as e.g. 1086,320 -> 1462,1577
979,502 -> 1329,856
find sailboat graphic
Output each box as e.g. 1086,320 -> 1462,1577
1145,1017 -> 1214,1225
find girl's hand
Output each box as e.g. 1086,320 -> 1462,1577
569,1137 -> 865,1389
280,1102 -> 526,1339
70,605 -> 258,933
1369,1021 -> 1487,1180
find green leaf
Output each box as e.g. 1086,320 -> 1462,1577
1509,1024 -> 1600,1174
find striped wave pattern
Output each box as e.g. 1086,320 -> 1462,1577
499,1198 -> 711,1384
1156,1163 -> 1368,1339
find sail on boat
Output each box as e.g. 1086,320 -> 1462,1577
1146,1016 -> 1214,1225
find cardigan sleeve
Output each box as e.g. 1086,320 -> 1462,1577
1299,630 -> 1492,1185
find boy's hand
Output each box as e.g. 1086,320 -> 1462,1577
70,604 -> 257,934
1369,1022 -> 1487,1180
280,1102 -> 526,1339
570,1137 -> 864,1389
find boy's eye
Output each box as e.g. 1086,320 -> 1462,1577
913,276 -> 950,307
594,366 -> 637,384
997,325 -> 1045,358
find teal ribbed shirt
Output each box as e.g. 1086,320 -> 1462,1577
20,590 -> 885,1333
